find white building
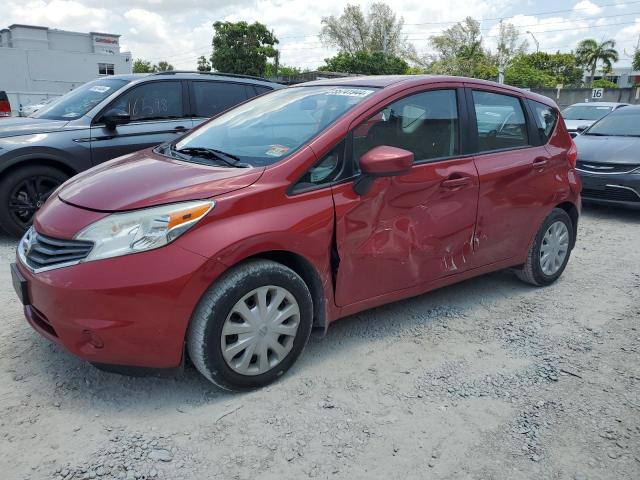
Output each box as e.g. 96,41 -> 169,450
0,24 -> 132,113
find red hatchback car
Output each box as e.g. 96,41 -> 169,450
12,76 -> 581,390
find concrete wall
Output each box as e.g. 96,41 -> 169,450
531,87 -> 640,109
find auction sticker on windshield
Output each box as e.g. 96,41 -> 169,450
265,144 -> 290,157
326,88 -> 374,97
89,86 -> 111,93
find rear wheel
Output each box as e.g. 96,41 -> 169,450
0,165 -> 68,236
515,208 -> 574,286
187,259 -> 313,391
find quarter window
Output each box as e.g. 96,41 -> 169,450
292,141 -> 345,193
192,82 -> 249,117
472,91 -> 528,152
530,100 -> 558,144
98,63 -> 115,75
108,81 -> 183,122
354,90 -> 459,164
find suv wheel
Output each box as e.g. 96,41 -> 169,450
0,165 -> 68,236
187,259 -> 313,391
515,208 -> 574,286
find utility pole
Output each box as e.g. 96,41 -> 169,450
274,50 -> 279,78
498,20 -> 505,84
382,24 -> 388,56
526,31 -> 540,52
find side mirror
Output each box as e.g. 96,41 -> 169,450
576,125 -> 589,134
101,108 -> 130,129
354,145 -> 414,195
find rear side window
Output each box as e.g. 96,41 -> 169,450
472,91 -> 528,152
354,89 -> 459,164
192,81 -> 248,117
530,101 -> 558,144
109,81 -> 183,121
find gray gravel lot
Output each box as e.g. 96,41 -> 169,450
1,205 -> 639,480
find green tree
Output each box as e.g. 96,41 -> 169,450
591,78 -> 618,89
155,61 -> 174,72
132,59 -> 154,73
264,63 -> 301,77
576,39 -> 619,86
633,50 -> 640,71
424,17 -> 497,78
320,3 -> 412,58
495,21 -> 528,71
504,52 -> 583,88
197,55 -> 212,72
320,51 -> 409,75
210,21 -> 278,76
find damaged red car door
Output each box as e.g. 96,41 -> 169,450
332,86 -> 479,306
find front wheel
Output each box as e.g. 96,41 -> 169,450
515,208 -> 574,286
0,165 -> 68,236
187,259 -> 313,391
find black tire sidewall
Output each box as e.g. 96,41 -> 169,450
0,165 -> 68,237
530,209 -> 574,286
195,263 -> 313,391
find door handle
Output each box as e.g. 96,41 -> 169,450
173,126 -> 188,133
441,176 -> 472,189
532,158 -> 548,169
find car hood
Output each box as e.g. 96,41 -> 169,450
564,119 -> 595,131
574,134 -> 640,165
0,116 -> 69,138
58,149 -> 265,212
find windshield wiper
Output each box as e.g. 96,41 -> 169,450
172,146 -> 248,168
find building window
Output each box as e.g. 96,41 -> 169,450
98,63 -> 115,75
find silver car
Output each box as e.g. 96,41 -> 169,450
562,102 -> 629,137
0,71 -> 282,236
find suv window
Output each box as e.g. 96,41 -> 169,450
192,82 -> 249,117
254,85 -> 273,96
108,81 -> 183,122
472,91 -> 528,152
353,89 -> 459,164
530,100 -> 558,144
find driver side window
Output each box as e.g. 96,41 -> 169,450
108,81 -> 183,122
353,89 -> 459,167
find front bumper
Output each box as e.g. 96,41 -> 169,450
577,170 -> 640,209
15,243 -> 225,369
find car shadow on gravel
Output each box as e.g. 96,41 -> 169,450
16,267 -> 531,412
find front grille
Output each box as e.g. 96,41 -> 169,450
21,228 -> 93,271
582,186 -> 640,203
577,161 -> 638,174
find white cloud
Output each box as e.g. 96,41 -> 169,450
573,0 -> 602,16
3,0 -> 640,70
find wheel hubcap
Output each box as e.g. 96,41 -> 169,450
221,286 -> 300,376
539,221 -> 569,276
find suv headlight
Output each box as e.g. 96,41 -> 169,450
76,200 -> 214,262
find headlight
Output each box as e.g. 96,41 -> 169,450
76,200 -> 214,262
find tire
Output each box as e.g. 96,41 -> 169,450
515,208 -> 574,286
187,259 -> 313,391
0,165 -> 68,237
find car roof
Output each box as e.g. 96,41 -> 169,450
565,102 -> 629,107
107,71 -> 282,88
300,75 -> 557,107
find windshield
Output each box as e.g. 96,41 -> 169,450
174,86 -> 378,166
585,109 -> 640,136
33,78 -> 129,120
562,105 -> 613,121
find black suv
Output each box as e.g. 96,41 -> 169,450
0,71 -> 282,236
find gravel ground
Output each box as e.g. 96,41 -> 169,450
1,204 -> 639,480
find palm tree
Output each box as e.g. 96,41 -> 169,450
576,39 -> 619,86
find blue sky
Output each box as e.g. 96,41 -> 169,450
4,0 -> 640,69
